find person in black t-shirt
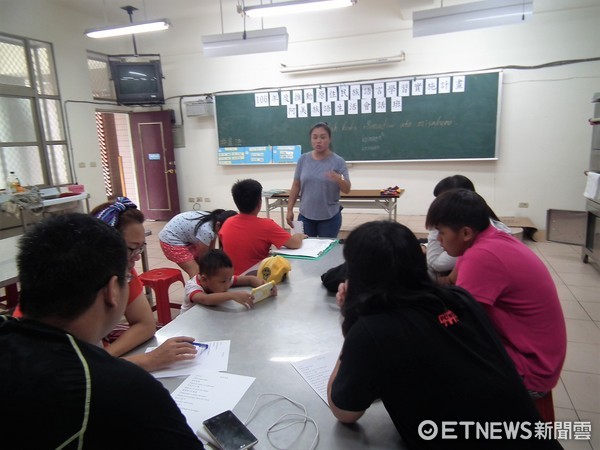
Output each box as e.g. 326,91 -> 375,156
327,220 -> 562,450
1,213 -> 204,450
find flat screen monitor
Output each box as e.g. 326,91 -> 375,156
109,60 -> 165,106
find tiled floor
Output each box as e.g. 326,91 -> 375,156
140,212 -> 600,449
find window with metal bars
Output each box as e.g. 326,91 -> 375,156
87,51 -> 115,101
0,32 -> 71,190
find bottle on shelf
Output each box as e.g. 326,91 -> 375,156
6,171 -> 24,193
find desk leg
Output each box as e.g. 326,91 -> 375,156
141,248 -> 152,301
19,209 -> 27,232
265,197 -> 271,219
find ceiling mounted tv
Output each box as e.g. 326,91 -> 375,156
109,60 -> 165,106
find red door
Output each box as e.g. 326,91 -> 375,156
129,110 -> 180,221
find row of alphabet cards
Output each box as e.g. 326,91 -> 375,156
254,76 -> 466,108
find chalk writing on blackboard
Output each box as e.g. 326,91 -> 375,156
215,71 -> 501,164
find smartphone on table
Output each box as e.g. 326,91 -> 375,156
251,280 -> 276,304
202,410 -> 258,450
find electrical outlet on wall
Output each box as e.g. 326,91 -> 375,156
188,197 -> 195,203
204,197 -> 211,203
518,202 -> 529,208
196,197 -> 202,202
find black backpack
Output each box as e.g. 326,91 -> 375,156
320,262 -> 347,293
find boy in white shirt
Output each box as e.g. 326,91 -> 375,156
182,250 -> 269,312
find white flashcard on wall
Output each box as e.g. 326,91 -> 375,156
350,85 -> 361,100
361,84 -> 373,99
269,92 -> 280,106
255,92 -> 269,107
375,98 -> 387,113
398,80 -> 410,96
322,102 -> 332,116
386,81 -> 397,98
391,97 -> 403,112
361,98 -> 372,114
293,90 -> 303,104
298,104 -> 308,118
327,87 -> 338,102
287,104 -> 297,118
281,91 -> 291,105
311,103 -> 321,117
335,101 -> 345,115
316,88 -> 327,102
438,77 -> 451,94
304,88 -> 314,103
425,79 -> 438,95
374,83 -> 385,98
339,85 -> 350,101
348,99 -> 359,115
412,79 -> 424,96
453,76 -> 466,92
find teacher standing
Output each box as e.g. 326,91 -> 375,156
286,122 -> 351,238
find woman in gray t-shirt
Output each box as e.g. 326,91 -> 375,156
286,122 -> 351,238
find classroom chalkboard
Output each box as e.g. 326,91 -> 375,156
215,71 -> 501,163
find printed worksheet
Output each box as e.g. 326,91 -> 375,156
171,371 -> 255,444
148,340 -> 230,378
292,351 -> 338,405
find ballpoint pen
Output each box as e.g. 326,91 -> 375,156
192,342 -> 209,353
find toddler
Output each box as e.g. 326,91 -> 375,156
182,250 -> 268,312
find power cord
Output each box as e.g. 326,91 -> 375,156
243,393 -> 319,450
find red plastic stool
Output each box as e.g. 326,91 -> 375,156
534,391 -> 555,423
138,268 -> 184,325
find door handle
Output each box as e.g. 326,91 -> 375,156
165,169 -> 176,174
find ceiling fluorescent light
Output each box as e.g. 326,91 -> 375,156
85,19 -> 170,38
413,0 -> 533,37
280,53 -> 405,74
202,27 -> 288,57
243,0 -> 356,18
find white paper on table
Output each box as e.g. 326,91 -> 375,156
275,238 -> 336,258
291,351 -> 338,405
171,371 -> 255,442
148,340 -> 230,378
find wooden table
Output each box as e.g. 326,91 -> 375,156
264,189 -> 404,227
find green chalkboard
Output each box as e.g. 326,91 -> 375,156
215,71 -> 501,162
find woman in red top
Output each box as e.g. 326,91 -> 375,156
91,198 -> 197,372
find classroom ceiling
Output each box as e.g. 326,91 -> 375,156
48,0 -> 447,24
48,0 -> 598,30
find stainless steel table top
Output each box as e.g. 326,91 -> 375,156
134,243 -> 403,449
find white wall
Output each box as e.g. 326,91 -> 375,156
2,0 -> 599,228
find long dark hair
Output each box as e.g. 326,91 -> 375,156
190,208 -> 237,234
341,220 -> 453,337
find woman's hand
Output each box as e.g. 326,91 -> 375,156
326,171 -> 344,183
336,281 -> 348,308
286,210 -> 295,228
